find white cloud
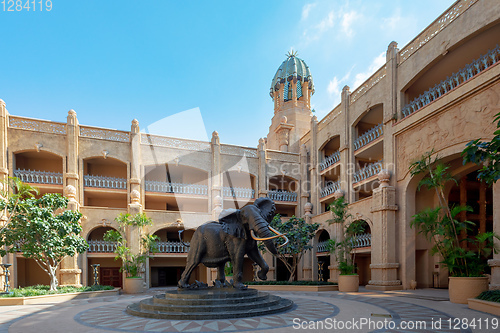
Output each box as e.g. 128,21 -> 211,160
382,7 -> 402,31
317,11 -> 335,33
341,10 -> 361,38
352,52 -> 386,89
301,3 -> 316,21
302,9 -> 335,43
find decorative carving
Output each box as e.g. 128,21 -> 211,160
350,66 -> 386,104
399,0 -> 478,64
396,83 -> 500,180
131,119 -> 139,133
220,144 -> 258,158
64,185 -> 77,199
102,150 -> 109,159
80,126 -> 130,142
35,142 -> 43,152
141,133 -> 211,152
378,169 -> 391,187
304,202 -> 313,216
130,190 -> 141,204
9,116 -> 66,134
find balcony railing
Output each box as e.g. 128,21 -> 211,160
13,169 -> 63,185
155,241 -> 189,253
144,180 -> 208,195
354,123 -> 383,150
267,190 -> 297,202
88,240 -> 117,253
402,45 -> 500,118
353,161 -> 382,183
317,240 -> 329,253
222,186 -> 255,199
320,181 -> 340,198
351,233 -> 371,248
319,151 -> 340,171
84,175 -> 127,189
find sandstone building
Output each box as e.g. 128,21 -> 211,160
1,0 -> 499,290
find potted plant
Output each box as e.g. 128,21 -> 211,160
104,213 -> 158,294
410,152 -> 500,303
326,197 -> 365,292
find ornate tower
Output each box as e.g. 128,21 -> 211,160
268,51 -> 314,153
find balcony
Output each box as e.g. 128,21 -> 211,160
402,45 -> 500,118
84,175 -> 127,190
267,190 -> 297,202
351,233 -> 371,248
87,240 -> 117,253
222,186 -> 255,199
320,181 -> 340,198
354,123 -> 383,151
13,169 -> 63,185
155,241 -> 190,253
145,180 -> 208,196
319,151 -> 340,171
353,161 -> 382,184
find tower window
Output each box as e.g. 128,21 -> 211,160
283,82 -> 290,102
296,81 -> 303,99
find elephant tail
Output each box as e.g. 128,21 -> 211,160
178,230 -> 190,247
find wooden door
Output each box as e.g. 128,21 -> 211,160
100,267 -> 122,288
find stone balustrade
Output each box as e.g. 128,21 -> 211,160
13,169 -> 63,185
402,45 -> 500,118
351,233 -> 371,248
155,241 -> 189,253
353,123 -> 383,150
267,190 -> 297,202
84,175 -> 127,189
319,151 -> 340,171
222,186 -> 255,199
353,161 -> 382,183
320,181 -> 340,198
87,240 -> 117,253
317,240 -> 329,253
144,180 -> 208,195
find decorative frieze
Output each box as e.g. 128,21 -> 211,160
80,126 -> 130,142
9,116 -> 66,134
141,133 -> 211,152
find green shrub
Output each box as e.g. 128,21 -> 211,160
245,280 -> 336,286
476,290 -> 500,303
1,285 -> 114,297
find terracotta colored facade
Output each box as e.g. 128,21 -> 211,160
1,0 -> 499,290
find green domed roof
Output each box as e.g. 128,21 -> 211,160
270,51 -> 314,98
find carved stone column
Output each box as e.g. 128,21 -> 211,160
275,116 -> 294,152
59,185 -> 82,287
0,100 -> 8,181
299,144 -> 309,217
302,202 -> 313,280
257,138 -> 267,198
309,116 -> 319,214
366,170 -> 402,290
211,131 -> 222,211
130,119 -> 141,200
489,182 -> 500,290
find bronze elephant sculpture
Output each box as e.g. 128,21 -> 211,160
178,197 -> 287,289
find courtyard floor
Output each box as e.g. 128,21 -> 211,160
0,287 -> 498,333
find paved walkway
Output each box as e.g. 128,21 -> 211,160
0,287 -> 498,333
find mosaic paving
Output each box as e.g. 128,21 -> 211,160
75,297 -> 338,332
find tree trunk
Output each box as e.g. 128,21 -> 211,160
48,266 -> 58,291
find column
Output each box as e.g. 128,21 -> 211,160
211,131 -> 223,216
0,100 -> 8,181
366,170 -> 402,290
130,119 -> 141,196
257,138 -> 267,198
309,116 -> 319,214
385,41 -> 399,122
59,110 -> 82,287
489,182 -> 500,290
302,204 -> 313,280
340,86 -> 352,202
299,144 -> 309,217
328,191 -> 343,283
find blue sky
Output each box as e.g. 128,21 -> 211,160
0,0 -> 454,147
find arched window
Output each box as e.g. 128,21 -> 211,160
283,82 -> 290,101
296,81 -> 303,99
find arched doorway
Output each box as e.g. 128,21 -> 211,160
316,230 -> 331,282
352,220 -> 371,286
87,226 -> 122,288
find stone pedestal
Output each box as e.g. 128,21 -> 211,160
366,170 -> 402,290
489,259 -> 500,290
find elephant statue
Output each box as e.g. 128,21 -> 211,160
178,197 -> 288,289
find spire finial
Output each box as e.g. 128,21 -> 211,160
286,49 -> 298,58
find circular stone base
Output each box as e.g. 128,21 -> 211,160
126,288 -> 293,320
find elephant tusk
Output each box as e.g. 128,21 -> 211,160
268,226 -> 289,249
251,230 -> 282,241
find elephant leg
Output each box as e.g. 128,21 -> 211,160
217,264 -> 226,283
247,246 -> 269,281
230,246 -> 247,289
178,235 -> 205,288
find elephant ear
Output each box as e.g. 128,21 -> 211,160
254,197 -> 276,223
218,209 -> 246,239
